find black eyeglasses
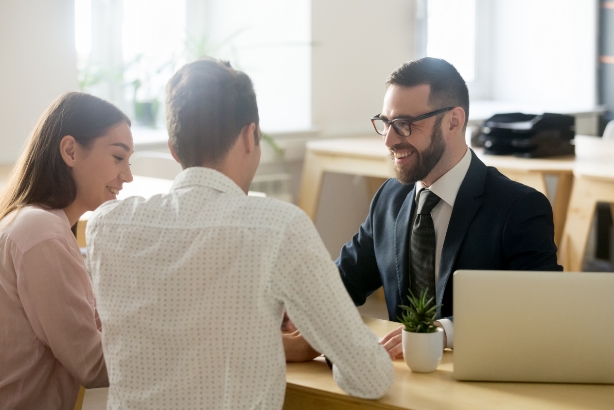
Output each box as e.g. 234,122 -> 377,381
371,107 -> 454,137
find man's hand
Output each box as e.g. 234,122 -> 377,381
379,323 -> 447,359
379,326 -> 404,359
433,320 -> 448,348
281,313 -> 297,334
283,331 -> 320,362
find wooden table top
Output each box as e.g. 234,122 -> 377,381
473,150 -> 575,173
305,137 -> 577,173
83,317 -> 614,409
573,163 -> 614,181
306,137 -> 390,159
285,317 -> 614,410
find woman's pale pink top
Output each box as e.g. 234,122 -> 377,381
0,206 -> 107,409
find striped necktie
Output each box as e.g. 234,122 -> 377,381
409,188 -> 441,301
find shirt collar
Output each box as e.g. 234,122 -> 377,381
171,167 -> 246,196
415,147 -> 471,207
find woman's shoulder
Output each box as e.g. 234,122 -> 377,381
0,206 -> 72,250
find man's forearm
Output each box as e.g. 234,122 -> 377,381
282,332 -> 320,362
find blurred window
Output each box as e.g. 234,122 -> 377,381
417,0 -> 490,100
426,0 -> 476,82
74,0 -> 311,131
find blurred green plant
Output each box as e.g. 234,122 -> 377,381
77,29 -> 302,154
77,61 -> 122,92
262,133 -> 284,158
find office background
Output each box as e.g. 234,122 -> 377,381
0,0 -> 611,270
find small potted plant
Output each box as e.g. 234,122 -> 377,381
398,289 -> 444,372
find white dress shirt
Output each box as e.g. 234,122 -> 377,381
86,167 -> 393,410
415,147 -> 471,348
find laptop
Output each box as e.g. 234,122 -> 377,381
453,270 -> 614,384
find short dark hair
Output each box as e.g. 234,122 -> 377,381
387,57 -> 469,129
166,57 -> 259,168
0,92 -> 130,222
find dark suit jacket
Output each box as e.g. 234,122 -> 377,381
336,150 -> 563,322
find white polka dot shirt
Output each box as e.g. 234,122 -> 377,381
86,167 -> 393,410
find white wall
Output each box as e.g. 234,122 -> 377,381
310,0 -> 416,257
0,0 -> 78,164
489,0 -> 597,110
205,0 -> 312,132
311,0 -> 416,137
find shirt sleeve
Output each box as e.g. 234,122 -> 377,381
437,318 -> 454,349
271,211 -> 393,399
16,238 -> 108,388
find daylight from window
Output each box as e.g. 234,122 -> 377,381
75,0 -> 91,57
74,0 -> 186,116
122,0 -> 186,102
74,0 -> 310,131
427,0 -> 476,82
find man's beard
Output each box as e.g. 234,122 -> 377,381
391,120 -> 446,186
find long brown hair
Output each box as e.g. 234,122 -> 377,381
0,92 -> 130,222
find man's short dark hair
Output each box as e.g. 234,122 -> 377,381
166,57 -> 259,167
387,57 -> 469,130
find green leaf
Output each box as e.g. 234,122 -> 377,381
397,288 -> 443,334
261,133 -> 284,158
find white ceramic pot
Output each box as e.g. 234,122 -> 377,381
402,327 -> 444,373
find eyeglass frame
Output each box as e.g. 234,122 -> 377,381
370,106 -> 455,137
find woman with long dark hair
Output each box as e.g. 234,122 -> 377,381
0,92 -> 133,409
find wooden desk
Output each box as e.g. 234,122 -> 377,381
297,138 -> 393,222
559,163 -> 614,271
83,317 -> 614,410
285,317 -> 614,410
297,138 -> 575,247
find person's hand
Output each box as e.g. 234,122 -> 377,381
433,320 -> 448,348
282,331 -> 320,362
380,323 -> 448,359
281,312 -> 297,334
379,326 -> 404,359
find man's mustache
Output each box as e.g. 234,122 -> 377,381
389,143 -> 418,158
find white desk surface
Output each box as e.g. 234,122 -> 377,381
79,175 -> 173,222
80,175 -> 264,222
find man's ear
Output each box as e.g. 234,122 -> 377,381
447,107 -> 466,133
239,122 -> 257,153
59,135 -> 78,168
167,140 -> 183,167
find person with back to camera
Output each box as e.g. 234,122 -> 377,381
0,92 -> 134,409
85,57 -> 393,409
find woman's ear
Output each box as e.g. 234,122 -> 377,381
59,135 -> 78,168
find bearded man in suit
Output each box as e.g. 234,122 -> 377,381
336,57 -> 562,357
